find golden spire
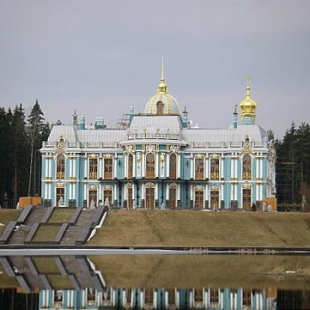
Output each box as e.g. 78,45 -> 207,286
157,57 -> 168,93
161,56 -> 164,82
245,74 -> 251,97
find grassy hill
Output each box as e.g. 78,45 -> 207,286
88,209 -> 310,248
1,208 -> 310,248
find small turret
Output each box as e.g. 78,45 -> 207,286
80,116 -> 85,130
182,107 -> 188,129
72,110 -> 78,126
233,105 -> 238,129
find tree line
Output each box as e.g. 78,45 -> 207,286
0,101 -> 309,208
275,122 -> 310,206
0,101 -> 50,208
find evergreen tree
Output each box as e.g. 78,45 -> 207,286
275,122 -> 310,205
0,107 -> 10,207
11,105 -> 29,206
27,100 -> 45,197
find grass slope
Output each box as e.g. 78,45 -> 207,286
89,254 -> 310,290
0,209 -> 21,234
88,210 -> 310,248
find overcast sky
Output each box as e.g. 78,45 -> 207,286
1,0 -> 309,139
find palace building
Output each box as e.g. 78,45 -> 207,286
40,64 -> 276,210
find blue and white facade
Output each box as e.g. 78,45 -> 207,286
40,69 -> 276,210
39,287 -> 276,310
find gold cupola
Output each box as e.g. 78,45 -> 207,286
144,58 -> 181,115
239,75 -> 257,125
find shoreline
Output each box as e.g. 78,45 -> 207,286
1,245 -> 310,256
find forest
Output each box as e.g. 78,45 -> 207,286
0,101 -> 50,208
0,102 -> 309,209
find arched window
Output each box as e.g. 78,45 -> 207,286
156,101 -> 164,115
195,187 -> 204,208
56,187 -> 65,207
89,158 -> 97,179
210,158 -> 219,180
195,158 -> 204,180
89,188 -> 97,208
242,154 -> 251,180
210,188 -> 220,210
146,153 -> 155,178
104,188 -> 112,207
128,154 -> 133,179
104,158 -> 113,179
169,154 -> 177,179
56,154 -> 65,179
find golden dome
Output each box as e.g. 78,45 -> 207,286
144,59 -> 181,115
239,76 -> 257,122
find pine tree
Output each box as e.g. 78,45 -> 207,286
27,100 -> 45,197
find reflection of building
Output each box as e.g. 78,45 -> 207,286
40,64 -> 276,210
38,287 -> 276,309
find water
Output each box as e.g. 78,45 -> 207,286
1,254 -> 310,309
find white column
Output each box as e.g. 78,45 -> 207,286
205,157 -> 209,179
205,184 -> 209,202
155,153 -> 159,177
113,157 -> 117,179
98,156 -> 103,178
177,155 -> 180,178
84,184 -> 87,203
124,154 -> 128,178
220,157 -> 224,179
166,154 -> 170,177
114,183 -> 117,200
72,183 -> 76,200
221,184 -> 224,200
84,157 -> 88,178
190,158 -> 194,179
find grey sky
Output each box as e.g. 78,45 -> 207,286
0,0 -> 309,139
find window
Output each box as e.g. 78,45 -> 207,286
104,158 -> 113,179
195,189 -> 204,208
87,288 -> 96,306
56,154 -> 65,179
146,153 -> 155,178
169,184 -> 177,208
146,187 -> 155,209
210,158 -> 219,180
127,187 -> 133,209
56,188 -> 64,207
157,101 -> 164,115
89,158 -> 97,179
89,189 -> 97,208
104,189 -> 112,206
242,154 -> 251,180
243,188 -> 251,211
210,288 -> 219,303
210,190 -> 219,210
195,158 -> 204,180
145,289 -> 154,304
128,154 -> 133,178
169,154 -> 177,179
194,289 -> 203,303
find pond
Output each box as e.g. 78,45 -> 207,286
0,254 -> 310,309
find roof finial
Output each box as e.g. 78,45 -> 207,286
245,74 -> 251,97
161,56 -> 165,82
157,56 -> 168,93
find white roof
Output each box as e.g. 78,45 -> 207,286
182,125 -> 267,144
46,116 -> 267,149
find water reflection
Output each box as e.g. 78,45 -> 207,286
1,254 -> 310,309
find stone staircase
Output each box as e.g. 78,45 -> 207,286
7,207 -> 47,245
0,206 -> 107,246
60,209 -> 97,245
